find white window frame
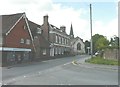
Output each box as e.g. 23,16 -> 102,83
56,35 -> 58,43
59,36 -> 61,44
37,27 -> 42,34
62,37 -> 64,44
43,49 -> 46,55
55,47 -> 57,54
24,25 -> 26,30
20,38 -> 24,43
65,39 -> 66,44
26,39 -> 31,45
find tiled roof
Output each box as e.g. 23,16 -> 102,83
71,36 -> 84,45
28,20 -> 50,48
1,13 -> 24,34
50,24 -> 70,37
28,20 -> 41,36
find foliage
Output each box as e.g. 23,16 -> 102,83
85,34 -> 119,55
92,34 -> 109,53
85,56 -> 118,65
95,37 -> 109,50
109,36 -> 119,48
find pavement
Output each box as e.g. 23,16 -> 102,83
72,56 -> 118,71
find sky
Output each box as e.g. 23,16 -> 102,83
0,0 -> 118,41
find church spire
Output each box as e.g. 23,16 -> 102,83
70,23 -> 74,38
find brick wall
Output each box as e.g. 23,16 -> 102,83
103,49 -> 118,60
5,18 -> 32,49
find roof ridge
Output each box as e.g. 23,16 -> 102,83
1,12 -> 25,16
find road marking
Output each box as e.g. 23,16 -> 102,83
63,62 -> 70,65
42,61 -> 47,62
72,61 -> 78,65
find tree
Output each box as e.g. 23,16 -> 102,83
92,34 -> 105,53
95,37 -> 109,50
92,34 -> 109,54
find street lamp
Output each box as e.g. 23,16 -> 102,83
90,4 -> 93,58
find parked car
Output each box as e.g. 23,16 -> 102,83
95,51 -> 100,56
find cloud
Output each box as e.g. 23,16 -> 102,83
0,0 -> 117,41
93,18 -> 118,40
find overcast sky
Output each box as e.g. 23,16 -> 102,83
0,0 -> 118,41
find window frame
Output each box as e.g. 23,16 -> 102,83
26,39 -> 31,45
43,49 -> 47,55
20,38 -> 24,44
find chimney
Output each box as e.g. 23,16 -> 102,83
43,15 -> 48,25
60,26 -> 66,32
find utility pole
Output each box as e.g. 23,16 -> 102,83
90,4 -> 93,58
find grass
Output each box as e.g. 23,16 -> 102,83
85,56 -> 118,65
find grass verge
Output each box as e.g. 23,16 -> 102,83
85,56 -> 118,65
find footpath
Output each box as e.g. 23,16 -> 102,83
72,55 -> 118,71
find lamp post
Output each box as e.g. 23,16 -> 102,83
90,4 -> 93,58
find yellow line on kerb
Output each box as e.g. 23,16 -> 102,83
72,60 -> 78,65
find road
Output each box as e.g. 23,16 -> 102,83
1,55 -> 118,85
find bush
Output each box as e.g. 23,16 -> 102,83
85,56 -> 118,65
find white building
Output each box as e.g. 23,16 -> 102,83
69,24 -> 85,55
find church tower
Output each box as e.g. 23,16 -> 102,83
69,23 -> 74,39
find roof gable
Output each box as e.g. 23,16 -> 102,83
71,36 -> 84,45
1,13 -> 24,34
28,20 -> 50,47
28,20 -> 41,36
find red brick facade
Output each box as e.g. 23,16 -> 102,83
4,18 -> 32,49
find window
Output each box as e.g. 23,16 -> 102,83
66,39 -> 68,45
77,43 -> 81,50
64,39 -> 66,44
56,35 -> 58,43
62,37 -> 64,44
34,36 -> 38,39
20,38 -> 24,43
26,39 -> 31,45
23,25 -> 26,30
37,27 -> 42,34
55,48 -> 58,54
59,36 -> 61,44
43,49 -> 46,55
59,48 -> 61,54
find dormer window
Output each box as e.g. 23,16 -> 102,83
37,27 -> 42,34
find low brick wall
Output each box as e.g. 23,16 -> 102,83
103,49 -> 118,60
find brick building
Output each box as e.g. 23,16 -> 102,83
28,20 -> 50,60
41,15 -> 71,57
0,13 -> 34,66
0,12 -> 85,66
0,13 -> 50,66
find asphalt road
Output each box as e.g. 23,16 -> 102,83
1,55 -> 118,85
